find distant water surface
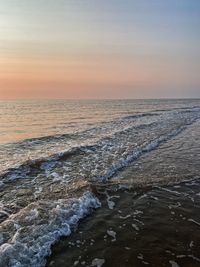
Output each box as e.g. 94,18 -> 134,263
0,99 -> 199,144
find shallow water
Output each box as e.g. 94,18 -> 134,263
46,180 -> 200,267
0,99 -> 200,267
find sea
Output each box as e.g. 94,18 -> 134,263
0,99 -> 200,267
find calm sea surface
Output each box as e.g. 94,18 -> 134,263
0,99 -> 200,267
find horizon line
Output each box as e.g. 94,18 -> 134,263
0,97 -> 200,101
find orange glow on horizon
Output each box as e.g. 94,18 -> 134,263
1,54 -> 198,99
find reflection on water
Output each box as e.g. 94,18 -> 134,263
0,99 -> 199,144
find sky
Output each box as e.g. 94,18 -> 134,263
0,0 -> 200,99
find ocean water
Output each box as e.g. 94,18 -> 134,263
0,99 -> 200,267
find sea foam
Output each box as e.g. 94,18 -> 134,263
0,192 -> 101,267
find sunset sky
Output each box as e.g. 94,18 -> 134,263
0,0 -> 200,99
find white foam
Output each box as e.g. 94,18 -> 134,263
107,230 -> 116,241
0,192 -> 101,267
132,224 -> 139,231
168,202 -> 181,209
188,218 -> 200,226
119,214 -> 131,219
133,210 -> 143,215
91,258 -> 105,267
169,260 -> 180,267
157,187 -> 182,196
105,192 -> 118,210
176,254 -> 200,262
137,253 -> 144,260
189,241 -> 194,248
106,199 -> 115,210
